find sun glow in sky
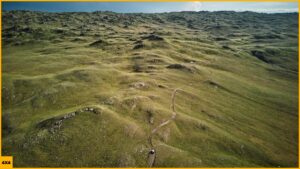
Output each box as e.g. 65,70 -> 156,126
2,2 -> 298,13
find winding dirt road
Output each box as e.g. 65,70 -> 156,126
147,88 -> 181,167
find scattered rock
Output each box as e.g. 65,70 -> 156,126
251,50 -> 272,63
37,106 -> 102,133
52,28 -> 65,34
71,38 -> 86,42
133,40 -> 143,44
142,34 -> 164,41
214,37 -> 228,41
204,80 -> 229,92
204,80 -> 222,89
166,64 -> 193,73
222,45 -> 233,50
206,80 -> 218,86
133,40 -> 145,50
130,82 -> 147,89
89,39 -> 108,47
79,106 -> 102,114
50,120 -> 63,133
157,84 -> 166,88
133,43 -> 145,50
63,112 -> 76,119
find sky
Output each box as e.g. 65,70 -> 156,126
2,2 -> 299,13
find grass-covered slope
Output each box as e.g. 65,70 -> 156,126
2,10 -> 298,167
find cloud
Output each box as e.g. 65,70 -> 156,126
184,2 -> 203,11
249,8 -> 298,13
182,2 -> 298,13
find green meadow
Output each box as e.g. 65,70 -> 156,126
2,11 -> 298,167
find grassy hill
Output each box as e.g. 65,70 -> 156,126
2,10 -> 298,167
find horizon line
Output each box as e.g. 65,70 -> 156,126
3,9 -> 299,14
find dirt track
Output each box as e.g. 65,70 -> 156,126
147,89 -> 181,167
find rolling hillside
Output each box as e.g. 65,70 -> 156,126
1,10 -> 298,167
